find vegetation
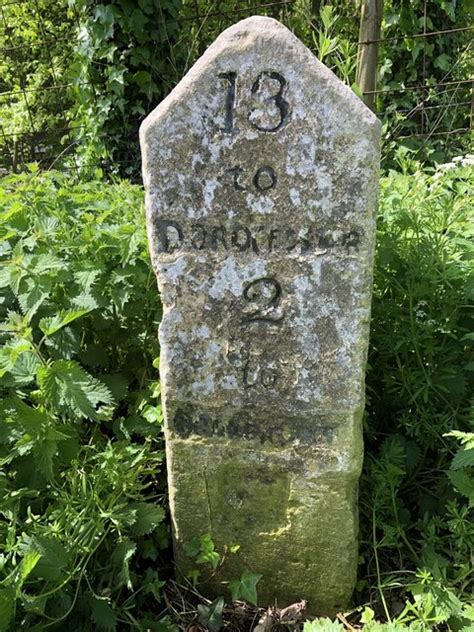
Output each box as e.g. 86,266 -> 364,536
0,0 -> 471,175
0,159 -> 472,630
0,169 -> 166,630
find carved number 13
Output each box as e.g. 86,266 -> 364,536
218,71 -> 289,133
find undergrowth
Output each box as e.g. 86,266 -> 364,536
0,159 -> 472,630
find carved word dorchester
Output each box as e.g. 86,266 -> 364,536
141,16 -> 380,616
155,219 -> 361,255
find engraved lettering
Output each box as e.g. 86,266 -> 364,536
231,224 -> 251,251
253,165 -> 277,192
268,228 -> 279,253
250,225 -> 267,255
190,223 -> 207,250
242,277 -> 284,324
227,166 -> 245,190
342,230 -> 360,252
156,219 -> 183,253
218,72 -> 237,133
249,71 -> 289,132
286,228 -> 298,252
210,226 -> 227,250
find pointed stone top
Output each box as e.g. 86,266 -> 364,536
141,16 -> 379,144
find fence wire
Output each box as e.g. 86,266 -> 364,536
0,0 -> 472,179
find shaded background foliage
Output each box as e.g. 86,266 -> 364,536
0,0 -> 472,177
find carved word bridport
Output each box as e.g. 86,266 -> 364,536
141,16 -> 380,615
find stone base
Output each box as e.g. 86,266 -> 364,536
167,419 -> 362,616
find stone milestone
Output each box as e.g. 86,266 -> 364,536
140,16 -> 380,615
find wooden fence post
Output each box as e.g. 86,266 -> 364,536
356,0 -> 383,110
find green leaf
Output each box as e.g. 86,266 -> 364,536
39,309 -> 91,336
73,267 -> 100,293
129,502 -> 165,536
194,533 -> 220,570
90,595 -> 117,631
17,281 -> 50,320
8,351 -> 40,385
38,360 -> 114,420
360,606 -> 375,624
1,394 -> 48,433
8,548 -> 42,593
303,618 -> 344,632
447,470 -> 474,505
111,539 -> 136,589
0,588 -> 15,632
33,433 -> 57,479
28,536 -> 70,582
229,569 -> 262,606
197,596 -> 224,632
451,449 -> 474,470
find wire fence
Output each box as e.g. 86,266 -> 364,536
0,0 -> 472,179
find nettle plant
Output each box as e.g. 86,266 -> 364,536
0,169 -> 166,630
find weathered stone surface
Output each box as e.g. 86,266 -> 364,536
140,16 -> 380,615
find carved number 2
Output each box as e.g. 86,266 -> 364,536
218,71 -> 289,134
242,277 -> 283,324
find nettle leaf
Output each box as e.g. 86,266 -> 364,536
0,587 -> 15,632
197,596 -> 224,632
229,569 -> 262,606
4,351 -> 39,385
25,535 -> 70,582
74,267 -> 100,293
33,430 -> 58,480
38,360 -> 114,420
111,539 -> 136,589
447,470 -> 474,506
451,449 -> 474,470
1,394 -> 48,432
44,326 -> 80,360
90,595 -> 117,632
17,279 -> 50,320
72,291 -> 100,310
39,309 -> 91,336
29,253 -> 64,275
0,338 -> 32,378
128,502 -> 165,536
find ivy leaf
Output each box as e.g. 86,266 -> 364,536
197,596 -> 224,632
229,569 -> 262,606
38,360 -> 114,420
